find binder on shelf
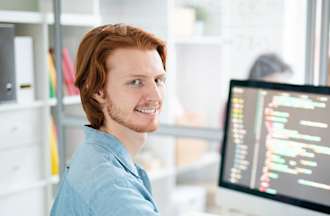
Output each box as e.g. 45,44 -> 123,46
0,23 -> 16,103
50,116 -> 59,176
14,36 -> 35,104
62,48 -> 79,96
47,50 -> 57,98
48,48 -> 79,98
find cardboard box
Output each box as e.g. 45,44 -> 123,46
174,7 -> 196,38
176,112 -> 208,167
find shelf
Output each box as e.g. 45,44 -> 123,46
0,10 -> 43,24
175,36 -> 223,45
0,10 -> 100,26
46,13 -> 101,26
145,152 -> 220,181
181,211 -> 218,216
0,179 -> 51,197
148,168 -> 175,181
50,169 -> 174,185
50,175 -> 60,185
0,141 -> 41,152
49,95 -> 81,106
176,152 -> 220,175
0,100 -> 46,112
63,95 -> 81,105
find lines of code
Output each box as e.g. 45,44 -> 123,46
223,87 -> 330,207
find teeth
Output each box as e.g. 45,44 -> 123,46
135,108 -> 156,114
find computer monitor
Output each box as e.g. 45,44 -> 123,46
217,80 -> 330,216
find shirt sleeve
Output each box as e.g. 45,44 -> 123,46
90,178 -> 160,216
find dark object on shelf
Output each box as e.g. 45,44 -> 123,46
0,23 -> 16,103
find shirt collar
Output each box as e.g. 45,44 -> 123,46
83,125 -> 139,178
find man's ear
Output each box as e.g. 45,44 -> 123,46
93,90 -> 106,104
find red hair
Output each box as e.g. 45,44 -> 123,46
75,24 -> 167,129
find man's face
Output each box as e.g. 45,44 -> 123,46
102,48 -> 166,133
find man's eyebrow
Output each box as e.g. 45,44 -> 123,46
127,73 -> 166,79
155,73 -> 166,79
127,74 -> 148,78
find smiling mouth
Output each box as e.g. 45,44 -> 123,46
135,107 -> 158,115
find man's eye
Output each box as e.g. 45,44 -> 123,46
155,77 -> 166,86
129,79 -> 143,87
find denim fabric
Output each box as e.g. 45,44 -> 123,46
50,126 -> 159,216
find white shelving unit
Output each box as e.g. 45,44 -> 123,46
0,0 -> 99,215
176,152 -> 219,175
0,101 -> 45,112
48,95 -> 81,106
0,178 -> 53,198
0,1 -> 49,215
148,168 -> 176,182
46,13 -> 101,26
0,10 -> 43,24
175,36 -> 223,45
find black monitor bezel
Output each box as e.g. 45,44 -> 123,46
218,79 -> 330,215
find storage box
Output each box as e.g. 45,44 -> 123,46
0,109 -> 42,148
176,112 -> 208,167
0,145 -> 42,191
174,7 -> 196,38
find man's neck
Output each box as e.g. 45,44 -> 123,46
100,120 -> 146,157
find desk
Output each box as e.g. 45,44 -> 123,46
182,211 -> 246,216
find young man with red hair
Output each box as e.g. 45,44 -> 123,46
51,24 -> 166,216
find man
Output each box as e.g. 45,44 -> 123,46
51,24 -> 166,216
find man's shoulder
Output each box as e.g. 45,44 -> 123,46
51,174 -> 94,216
53,151 -> 158,216
67,147 -> 129,189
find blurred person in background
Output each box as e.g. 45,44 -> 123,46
248,53 -> 293,83
219,53 -> 293,130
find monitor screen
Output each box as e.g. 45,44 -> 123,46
219,80 -> 330,215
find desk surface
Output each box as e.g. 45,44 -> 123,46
182,212 -> 219,216
183,210 -> 253,216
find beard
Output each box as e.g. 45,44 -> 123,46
106,97 -> 159,133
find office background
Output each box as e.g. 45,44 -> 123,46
0,0 -> 329,215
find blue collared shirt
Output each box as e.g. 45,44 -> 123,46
50,126 -> 159,216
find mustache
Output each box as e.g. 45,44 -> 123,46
137,101 -> 161,107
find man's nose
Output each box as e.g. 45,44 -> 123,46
145,82 -> 162,101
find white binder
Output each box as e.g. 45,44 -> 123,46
14,36 -> 35,104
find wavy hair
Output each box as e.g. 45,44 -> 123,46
75,24 -> 167,129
